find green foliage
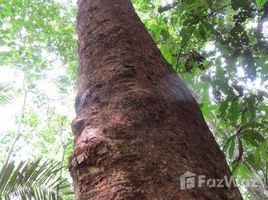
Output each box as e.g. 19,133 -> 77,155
0,159 -> 69,200
0,1 -> 76,199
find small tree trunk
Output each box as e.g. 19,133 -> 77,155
69,0 -> 242,199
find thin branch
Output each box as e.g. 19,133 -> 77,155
4,73 -> 28,163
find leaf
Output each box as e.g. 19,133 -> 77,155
0,83 -> 13,105
232,162 -> 240,176
255,141 -> 268,161
229,99 -> 240,123
160,44 -> 173,63
240,129 -> 265,147
232,162 -> 251,179
182,1 -> 201,11
239,163 -> 251,179
213,79 -> 235,97
0,158 -> 69,200
223,135 -> 236,159
198,24 -> 207,41
245,137 -> 259,147
245,153 -> 262,171
241,110 -> 252,125
219,99 -> 230,119
145,19 -> 162,40
242,121 -> 265,129
180,26 -> 195,46
203,21 -> 214,33
256,0 -> 268,9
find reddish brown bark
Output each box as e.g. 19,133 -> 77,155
69,0 -> 242,199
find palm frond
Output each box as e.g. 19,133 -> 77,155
0,159 -> 68,200
0,83 -> 13,104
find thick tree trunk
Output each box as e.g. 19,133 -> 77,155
69,0 -> 242,199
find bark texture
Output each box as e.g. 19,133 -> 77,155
69,0 -> 243,199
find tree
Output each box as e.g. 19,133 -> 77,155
69,0 -> 242,199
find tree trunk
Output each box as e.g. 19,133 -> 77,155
69,0 -> 242,199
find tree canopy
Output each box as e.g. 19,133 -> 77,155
0,0 -> 267,199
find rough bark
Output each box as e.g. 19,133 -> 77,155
69,0 -> 243,199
